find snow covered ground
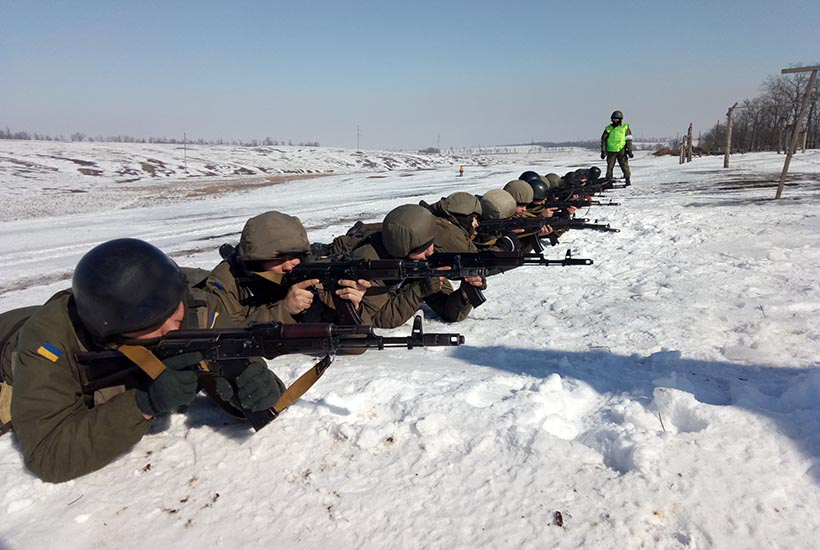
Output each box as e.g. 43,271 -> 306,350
1,146 -> 819,549
0,140 -> 494,220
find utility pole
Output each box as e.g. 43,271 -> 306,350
356,125 -> 362,152
183,132 -> 187,171
437,132 -> 440,153
686,123 -> 693,162
776,65 -> 819,199
724,103 -> 738,168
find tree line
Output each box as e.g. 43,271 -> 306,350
0,127 -> 319,148
699,66 -> 820,153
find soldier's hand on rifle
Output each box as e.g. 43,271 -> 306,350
537,224 -> 554,237
566,206 -> 577,216
135,352 -> 203,418
285,279 -> 319,315
336,278 -> 372,311
542,207 -> 558,219
463,275 -> 484,287
600,152 -> 606,160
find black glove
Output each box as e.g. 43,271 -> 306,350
600,152 -> 606,160
135,352 -> 202,416
418,276 -> 444,297
226,361 -> 282,412
627,150 -> 634,159
496,235 -> 521,252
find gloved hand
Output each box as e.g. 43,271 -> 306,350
418,276 -> 445,297
221,361 -> 282,412
600,152 -> 606,160
627,150 -> 634,159
135,352 -> 202,416
497,235 -> 521,252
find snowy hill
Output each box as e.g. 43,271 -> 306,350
1,148 -> 819,549
0,140 -> 498,220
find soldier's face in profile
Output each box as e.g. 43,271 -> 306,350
261,257 -> 302,274
407,244 -> 434,260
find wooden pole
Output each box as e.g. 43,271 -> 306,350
775,68 -> 818,199
724,103 -> 738,168
686,123 -> 693,162
679,137 -> 685,164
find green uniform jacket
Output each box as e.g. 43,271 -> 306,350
6,288 -> 229,483
204,259 -> 347,326
348,232 -> 472,329
205,260 -> 298,325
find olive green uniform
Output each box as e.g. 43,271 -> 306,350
3,288 -> 232,483
601,123 -> 632,181
347,232 -> 472,328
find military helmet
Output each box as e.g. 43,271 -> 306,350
518,170 -> 542,183
441,192 -> 482,217
611,110 -> 624,120
589,166 -> 602,181
480,189 -> 516,220
72,238 -> 187,339
563,171 -> 578,187
503,179 -> 534,205
382,204 -> 437,258
527,177 -> 550,201
545,173 -> 562,188
237,211 -> 310,263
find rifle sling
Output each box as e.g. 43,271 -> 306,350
117,345 -> 167,380
117,344 -> 330,423
272,355 -> 333,415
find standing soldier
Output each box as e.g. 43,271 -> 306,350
600,110 -> 633,185
458,165 -> 465,177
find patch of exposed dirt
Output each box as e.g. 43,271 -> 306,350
78,168 -> 103,176
182,173 -> 330,198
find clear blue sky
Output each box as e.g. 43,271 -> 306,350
1,0 -> 818,149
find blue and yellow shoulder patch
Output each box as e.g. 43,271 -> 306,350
36,343 -> 63,363
210,281 -> 225,291
208,311 -> 220,329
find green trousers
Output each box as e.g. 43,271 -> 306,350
606,150 -> 631,180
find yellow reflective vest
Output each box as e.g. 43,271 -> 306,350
605,123 -> 629,152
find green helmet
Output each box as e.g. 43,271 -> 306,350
440,192 -> 482,217
72,238 -> 186,339
503,179 -> 534,205
237,211 -> 310,263
382,205 -> 437,258
545,173 -> 562,188
611,110 -> 624,120
480,189 -> 516,220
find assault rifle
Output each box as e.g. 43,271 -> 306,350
77,316 -> 465,430
478,216 -> 618,235
220,244 -> 487,324
478,216 -> 618,253
427,250 -> 593,307
543,199 -> 620,208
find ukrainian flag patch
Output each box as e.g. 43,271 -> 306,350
211,281 -> 225,291
208,311 -> 220,329
36,343 -> 63,363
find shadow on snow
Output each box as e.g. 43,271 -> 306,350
451,344 -> 820,483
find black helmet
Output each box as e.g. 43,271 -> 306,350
589,166 -> 602,181
574,168 -> 589,183
611,110 -> 624,120
518,170 -> 542,183
72,238 -> 187,339
563,171 -> 578,187
527,177 -> 549,201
